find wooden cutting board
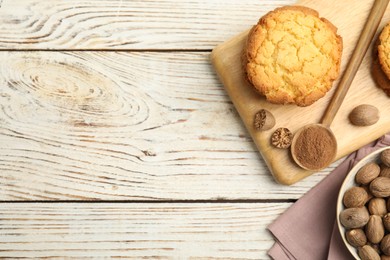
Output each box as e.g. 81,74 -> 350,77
211,0 -> 390,185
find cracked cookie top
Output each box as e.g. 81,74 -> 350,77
373,22 -> 390,97
244,6 -> 343,107
379,22 -> 390,80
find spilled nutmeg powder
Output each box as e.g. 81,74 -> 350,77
292,126 -> 336,170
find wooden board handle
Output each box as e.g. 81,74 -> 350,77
321,0 -> 389,127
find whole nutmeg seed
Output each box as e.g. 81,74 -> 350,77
340,207 -> 370,229
356,162 -> 381,185
381,149 -> 390,167
366,215 -> 385,244
380,164 -> 390,178
383,213 -> 390,232
253,109 -> 275,131
346,229 -> 367,248
368,198 -> 387,216
343,187 -> 369,208
358,245 -> 381,260
381,234 -> 390,256
349,104 -> 380,126
370,177 -> 390,197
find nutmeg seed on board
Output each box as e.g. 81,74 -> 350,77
349,104 -> 379,126
253,109 -> 275,131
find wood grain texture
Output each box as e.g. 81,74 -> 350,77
211,0 -> 390,185
0,1 -> 320,258
0,51 -> 337,200
0,0 -> 294,50
0,203 -> 290,259
320,0 -> 389,127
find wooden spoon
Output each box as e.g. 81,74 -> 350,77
291,0 -> 389,171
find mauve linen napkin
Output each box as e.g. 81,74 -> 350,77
267,134 -> 390,260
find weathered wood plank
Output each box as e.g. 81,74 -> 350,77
0,203 -> 290,259
0,51 -> 337,200
0,0 -> 294,50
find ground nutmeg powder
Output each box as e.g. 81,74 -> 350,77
292,126 -> 336,170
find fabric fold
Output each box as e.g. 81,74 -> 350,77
268,135 -> 390,260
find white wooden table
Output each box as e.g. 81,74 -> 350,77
0,0 -> 343,258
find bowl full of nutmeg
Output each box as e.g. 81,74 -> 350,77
337,147 -> 390,259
